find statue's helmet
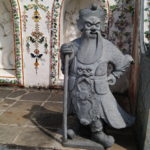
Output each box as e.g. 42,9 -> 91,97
77,4 -> 103,31
79,4 -> 101,20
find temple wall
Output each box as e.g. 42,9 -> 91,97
0,0 -> 15,71
136,0 -> 150,149
0,0 -> 135,88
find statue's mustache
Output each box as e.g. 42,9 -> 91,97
88,30 -> 99,34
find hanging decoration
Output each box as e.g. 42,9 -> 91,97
50,0 -> 61,84
23,0 -> 50,73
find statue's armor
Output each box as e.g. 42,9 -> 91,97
69,56 -> 108,124
62,38 -> 135,129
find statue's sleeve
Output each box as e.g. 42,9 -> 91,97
109,46 -> 133,79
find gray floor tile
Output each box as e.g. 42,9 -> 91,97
0,99 -> 16,111
48,90 -> 63,102
20,92 -> 50,101
0,89 -> 13,99
8,90 -> 27,98
0,125 -> 22,144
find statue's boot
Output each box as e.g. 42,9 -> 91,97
92,131 -> 115,148
91,119 -> 115,148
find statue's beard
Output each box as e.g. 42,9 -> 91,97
77,31 -> 103,64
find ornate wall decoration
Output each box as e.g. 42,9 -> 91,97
0,0 -> 24,85
26,23 -> 48,73
23,0 -> 50,73
107,0 -> 134,53
50,0 -> 61,85
0,0 -> 136,87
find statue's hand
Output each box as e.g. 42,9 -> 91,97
108,74 -> 116,85
61,43 -> 73,55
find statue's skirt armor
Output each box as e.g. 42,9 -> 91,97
68,56 -> 134,129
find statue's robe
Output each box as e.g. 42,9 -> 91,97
61,37 -> 135,129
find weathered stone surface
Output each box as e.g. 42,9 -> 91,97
62,136 -> 105,150
13,127 -> 80,150
9,101 -> 42,112
0,125 -> 22,144
48,90 -> 63,102
30,111 -> 137,150
0,111 -> 29,126
0,89 -> 13,99
0,99 -> 16,111
8,90 -> 27,98
0,87 -> 137,150
20,92 -> 50,101
43,102 -> 63,113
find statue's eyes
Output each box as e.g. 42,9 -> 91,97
96,23 -> 100,27
86,22 -> 92,27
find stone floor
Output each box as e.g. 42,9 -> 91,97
0,86 -> 137,150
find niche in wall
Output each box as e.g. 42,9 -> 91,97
0,0 -> 15,77
57,0 -> 103,81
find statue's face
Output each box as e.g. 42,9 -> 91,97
83,16 -> 101,39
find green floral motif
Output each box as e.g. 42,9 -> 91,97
108,0 -> 134,53
24,0 -> 49,12
50,0 -> 61,85
0,79 -> 19,84
24,0 -> 49,24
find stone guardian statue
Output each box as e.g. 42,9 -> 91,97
60,4 -> 135,149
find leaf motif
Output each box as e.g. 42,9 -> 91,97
38,37 -> 45,43
30,37 -> 36,43
44,43 -> 48,48
31,53 -> 36,58
38,54 -> 43,58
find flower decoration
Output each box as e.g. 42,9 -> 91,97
24,0 -> 50,74
32,10 -> 41,22
32,31 -> 43,39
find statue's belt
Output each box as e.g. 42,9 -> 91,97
69,74 -> 108,80
69,74 -> 109,95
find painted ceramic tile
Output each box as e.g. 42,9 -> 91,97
23,0 -> 50,73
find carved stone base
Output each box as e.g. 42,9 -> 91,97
63,136 -> 104,150
30,111 -> 104,150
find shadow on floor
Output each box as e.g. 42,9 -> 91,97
23,105 -> 137,150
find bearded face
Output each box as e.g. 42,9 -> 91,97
77,15 -> 103,64
82,16 -> 101,39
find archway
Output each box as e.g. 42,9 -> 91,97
0,0 -> 15,76
0,0 -> 24,85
